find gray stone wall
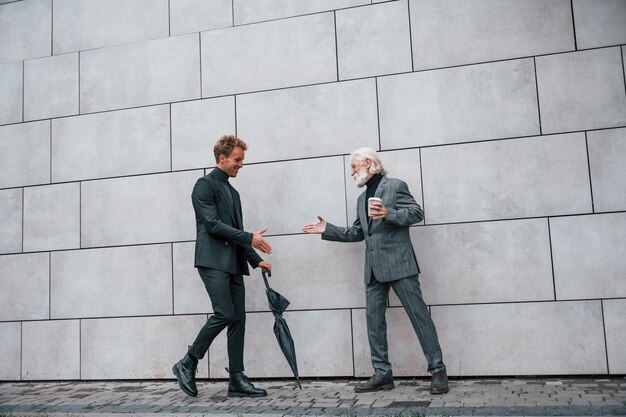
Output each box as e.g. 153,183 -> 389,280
0,0 -> 624,381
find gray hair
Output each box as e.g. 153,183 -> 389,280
351,147 -> 388,176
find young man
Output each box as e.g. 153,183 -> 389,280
303,147 -> 448,395
173,135 -> 272,398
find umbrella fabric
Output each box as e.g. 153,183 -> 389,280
263,271 -> 302,389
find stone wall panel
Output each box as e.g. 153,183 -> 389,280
379,59 -> 540,149
0,61 -> 22,125
410,0 -> 574,70
536,47 -> 626,134
22,320 -> 80,380
0,253 -> 49,321
551,213 -> 626,300
53,0 -> 169,54
51,244 -> 173,319
421,134 -> 592,223
201,13 -> 336,97
80,34 -> 200,113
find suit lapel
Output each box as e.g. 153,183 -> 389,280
369,177 -> 387,234
209,170 -> 238,226
358,192 -> 369,235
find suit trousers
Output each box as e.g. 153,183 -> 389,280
188,267 -> 246,372
366,274 -> 445,376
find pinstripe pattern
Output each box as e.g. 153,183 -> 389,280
391,275 -> 444,374
323,176 -> 445,376
323,177 -> 423,284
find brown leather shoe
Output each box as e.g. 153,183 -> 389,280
354,374 -> 395,393
430,369 -> 449,394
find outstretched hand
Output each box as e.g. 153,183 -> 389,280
302,216 -> 327,234
252,227 -> 272,254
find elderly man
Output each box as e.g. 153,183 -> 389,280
172,135 -> 273,398
303,147 -> 448,395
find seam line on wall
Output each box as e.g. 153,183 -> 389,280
0,14 -> 621,71
222,2 -> 392,29
169,104 -> 173,171
48,252 -> 51,319
79,182 -> 82,248
4,211 -> 626,259
419,147 -> 426,225
621,46 -> 626,96
333,11 -> 339,81
168,0 -> 171,37
171,243 -> 175,315
7,125 -> 626,194
77,52 -> 81,114
231,0 -> 235,27
51,0 -> 54,56
350,308 -> 355,377
533,57 -> 542,135
547,218 -> 557,301
342,156 -> 348,227
21,187 -> 24,252
570,0 -> 578,51
375,77 -> 381,151
20,321 -> 23,380
406,0 -> 414,72
206,313 -> 211,379
234,95 -> 238,136
2,298 -> 625,325
198,32 -> 203,98
21,61 -> 24,122
79,319 -> 82,379
600,300 -> 610,374
2,44 -> 623,129
49,120 -> 52,182
585,132 -> 595,213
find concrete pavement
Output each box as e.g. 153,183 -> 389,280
1,377 -> 625,416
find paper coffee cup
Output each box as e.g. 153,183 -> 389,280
367,197 -> 382,217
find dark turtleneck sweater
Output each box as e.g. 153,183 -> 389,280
214,166 -> 230,183
214,167 -> 245,274
365,173 -> 383,200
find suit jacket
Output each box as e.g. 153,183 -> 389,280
322,176 -> 423,284
191,169 -> 262,275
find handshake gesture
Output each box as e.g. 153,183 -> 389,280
252,227 -> 272,273
252,227 -> 272,254
302,216 -> 327,234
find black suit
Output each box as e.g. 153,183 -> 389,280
188,168 -> 262,372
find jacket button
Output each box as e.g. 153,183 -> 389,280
224,242 -> 229,245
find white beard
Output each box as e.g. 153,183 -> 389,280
353,168 -> 370,188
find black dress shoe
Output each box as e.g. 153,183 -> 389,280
227,370 -> 267,397
430,369 -> 449,394
172,354 -> 198,397
354,373 -> 395,393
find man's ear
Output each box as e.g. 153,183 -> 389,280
217,154 -> 226,164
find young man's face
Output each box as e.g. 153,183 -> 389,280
218,146 -> 245,177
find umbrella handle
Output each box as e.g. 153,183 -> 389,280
262,270 -> 272,289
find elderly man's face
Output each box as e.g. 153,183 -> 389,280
351,155 -> 371,188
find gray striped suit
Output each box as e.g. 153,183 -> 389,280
322,176 -> 445,376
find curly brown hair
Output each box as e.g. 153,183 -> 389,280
213,135 -> 248,163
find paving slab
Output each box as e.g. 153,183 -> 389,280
0,377 -> 625,416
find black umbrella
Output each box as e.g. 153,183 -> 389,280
262,271 -> 302,389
